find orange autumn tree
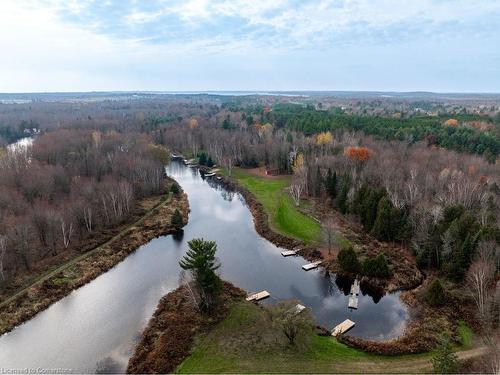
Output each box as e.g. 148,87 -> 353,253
344,146 -> 373,162
188,118 -> 199,129
444,118 -> 458,127
254,123 -> 273,139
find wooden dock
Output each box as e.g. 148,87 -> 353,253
287,303 -> 306,315
302,261 -> 322,271
348,296 -> 359,309
281,250 -> 297,257
245,290 -> 270,302
294,304 -> 306,314
331,319 -> 355,336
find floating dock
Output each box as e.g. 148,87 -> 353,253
245,290 -> 270,302
281,250 -> 297,257
288,303 -> 306,315
294,304 -> 306,314
302,261 -> 322,271
348,296 -> 359,309
350,279 -> 360,295
331,319 -> 356,336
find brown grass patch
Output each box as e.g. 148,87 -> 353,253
126,282 -> 245,374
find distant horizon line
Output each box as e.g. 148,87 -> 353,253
1,90 -> 500,96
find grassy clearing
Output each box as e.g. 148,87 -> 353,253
176,301 -> 439,374
228,168 -> 321,243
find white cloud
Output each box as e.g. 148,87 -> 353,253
0,0 -> 499,92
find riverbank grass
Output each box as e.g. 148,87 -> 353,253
227,168 -> 321,243
176,301 -> 437,374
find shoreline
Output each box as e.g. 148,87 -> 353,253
218,171 -> 422,292
0,180 -> 190,335
127,282 -> 245,373
216,170 -> 468,355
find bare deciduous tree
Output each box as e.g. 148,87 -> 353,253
322,218 -> 337,255
467,241 -> 499,374
0,234 -> 6,281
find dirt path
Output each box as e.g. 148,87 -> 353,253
340,346 -> 488,373
245,167 -> 288,179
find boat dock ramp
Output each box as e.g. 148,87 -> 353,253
281,250 -> 297,257
302,261 -> 322,271
331,319 -> 355,336
246,290 -> 270,302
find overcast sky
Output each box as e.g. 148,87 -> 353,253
1,0 -> 499,93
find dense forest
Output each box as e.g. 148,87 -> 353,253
0,129 -> 168,283
0,95 -> 499,373
260,104 -> 500,160
162,116 -> 500,283
1,96 -> 499,289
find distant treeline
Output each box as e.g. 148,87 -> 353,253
262,104 -> 500,160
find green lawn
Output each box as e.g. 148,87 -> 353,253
228,168 -> 321,244
176,302 -> 437,374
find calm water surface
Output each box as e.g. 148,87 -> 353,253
0,162 -> 408,373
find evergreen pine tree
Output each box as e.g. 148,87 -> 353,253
325,168 -> 337,200
371,196 -> 393,240
426,278 -> 446,307
171,209 -> 184,231
198,152 -> 207,166
337,245 -> 361,274
362,253 -> 392,278
170,182 -> 180,195
431,333 -> 459,374
179,238 -> 222,313
336,178 -> 349,214
314,166 -> 322,197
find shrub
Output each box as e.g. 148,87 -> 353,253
271,300 -> 314,346
170,182 -> 180,195
362,253 -> 392,278
431,333 -> 459,373
171,209 -> 184,231
337,245 -> 361,274
426,279 -> 446,307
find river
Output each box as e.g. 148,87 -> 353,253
0,161 -> 408,373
